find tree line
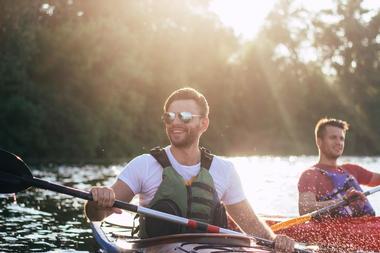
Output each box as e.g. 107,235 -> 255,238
1,0 -> 380,164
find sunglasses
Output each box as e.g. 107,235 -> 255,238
162,112 -> 202,124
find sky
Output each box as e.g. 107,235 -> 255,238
209,0 -> 380,40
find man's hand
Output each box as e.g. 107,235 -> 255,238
90,186 -> 122,214
344,187 -> 366,201
274,234 -> 295,253
344,187 -> 366,208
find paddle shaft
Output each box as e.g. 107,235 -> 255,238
271,185 -> 380,232
311,185 -> 380,219
23,176 -> 310,253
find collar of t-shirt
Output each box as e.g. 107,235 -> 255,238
315,163 -> 345,173
164,146 -> 201,181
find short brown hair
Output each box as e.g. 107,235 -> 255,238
315,118 -> 349,138
163,87 -> 209,116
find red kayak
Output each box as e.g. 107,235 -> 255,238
270,216 -> 380,252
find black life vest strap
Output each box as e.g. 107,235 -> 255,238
191,196 -> 214,208
150,146 -> 171,168
150,146 -> 214,170
191,181 -> 215,194
200,147 -> 213,170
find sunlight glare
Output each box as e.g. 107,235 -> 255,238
209,0 -> 276,40
210,0 -> 379,41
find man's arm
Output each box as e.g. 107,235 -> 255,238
297,169 -> 341,215
226,199 -> 275,240
298,191 -> 339,215
368,172 -> 380,187
226,200 -> 294,252
84,179 -> 135,221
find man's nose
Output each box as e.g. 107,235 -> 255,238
171,115 -> 183,124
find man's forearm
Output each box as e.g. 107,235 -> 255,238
241,214 -> 275,240
226,200 -> 275,241
299,198 -> 340,215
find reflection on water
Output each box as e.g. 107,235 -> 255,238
0,156 -> 379,252
0,165 -> 119,253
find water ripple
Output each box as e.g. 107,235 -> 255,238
1,157 -> 379,252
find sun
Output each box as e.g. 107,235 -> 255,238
208,0 -> 277,40
210,0 -> 380,41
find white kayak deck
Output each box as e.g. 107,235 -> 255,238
90,211 -> 273,253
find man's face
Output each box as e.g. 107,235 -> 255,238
317,126 -> 346,160
164,99 -> 208,148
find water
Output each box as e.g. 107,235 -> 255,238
1,156 -> 379,252
231,156 -> 380,216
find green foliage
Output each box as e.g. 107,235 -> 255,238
1,0 -> 379,163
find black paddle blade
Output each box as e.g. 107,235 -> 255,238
0,149 -> 33,193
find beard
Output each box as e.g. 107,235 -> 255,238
166,125 -> 200,148
323,147 -> 343,160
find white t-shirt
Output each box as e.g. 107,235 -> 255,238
118,146 -> 246,206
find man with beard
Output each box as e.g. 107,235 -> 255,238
298,118 -> 380,217
85,87 -> 295,252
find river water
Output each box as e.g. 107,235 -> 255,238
0,156 -> 379,252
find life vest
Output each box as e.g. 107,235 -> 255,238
139,147 -> 228,238
317,167 -> 375,217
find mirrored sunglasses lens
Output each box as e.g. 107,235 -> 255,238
179,112 -> 192,123
163,112 -> 175,124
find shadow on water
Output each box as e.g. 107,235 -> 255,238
0,165 -> 122,253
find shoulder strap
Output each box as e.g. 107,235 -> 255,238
315,167 -> 328,176
150,146 -> 171,168
200,147 -> 214,170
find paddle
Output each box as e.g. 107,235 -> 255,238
0,149 -> 313,253
271,185 -> 380,232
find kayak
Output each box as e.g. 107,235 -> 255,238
267,216 -> 380,252
90,224 -> 272,252
90,212 -> 273,253
91,223 -> 273,253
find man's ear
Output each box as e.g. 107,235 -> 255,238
316,137 -> 322,148
200,117 -> 209,133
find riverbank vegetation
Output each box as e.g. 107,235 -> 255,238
1,0 -> 380,164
